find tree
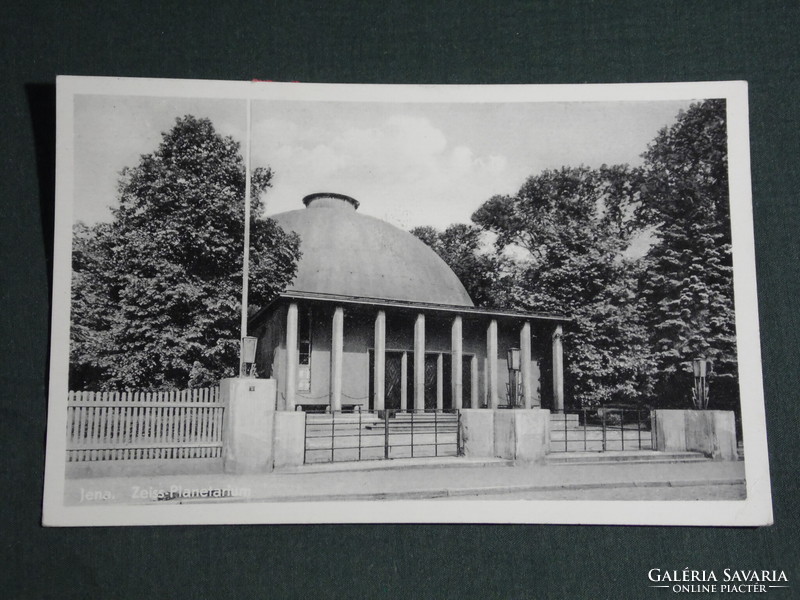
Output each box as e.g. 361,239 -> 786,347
637,99 -> 738,409
69,116 -> 301,390
414,102 -> 736,412
472,165 -> 657,407
410,223 -> 512,308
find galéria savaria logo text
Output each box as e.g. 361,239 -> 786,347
648,569 -> 789,594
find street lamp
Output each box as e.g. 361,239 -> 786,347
691,355 -> 711,410
240,336 -> 258,378
506,347 -> 523,408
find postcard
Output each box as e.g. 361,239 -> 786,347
43,77 -> 771,526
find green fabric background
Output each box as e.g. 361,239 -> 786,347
2,1 -> 797,598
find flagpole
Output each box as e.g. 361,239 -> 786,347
240,97 -> 252,374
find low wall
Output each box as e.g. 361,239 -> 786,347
222,378 -> 305,472
652,409 -> 738,461
494,409 -> 550,463
460,409 -> 550,464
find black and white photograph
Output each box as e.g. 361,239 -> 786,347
42,77 -> 771,526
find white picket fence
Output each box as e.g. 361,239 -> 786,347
66,387 -> 224,462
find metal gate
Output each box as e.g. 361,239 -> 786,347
303,409 -> 461,464
549,406 -> 652,452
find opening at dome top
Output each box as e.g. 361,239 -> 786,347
302,193 -> 360,210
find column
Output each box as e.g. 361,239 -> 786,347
471,355 -> 479,409
436,353 -> 444,410
374,310 -> 386,411
285,302 -> 298,411
330,306 -> 344,412
482,357 -> 488,408
520,321 -> 533,409
552,324 -> 564,411
451,316 -> 463,409
487,319 -> 498,409
414,313 -> 425,411
400,352 -> 408,411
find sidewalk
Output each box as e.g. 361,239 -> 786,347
64,458 -> 746,505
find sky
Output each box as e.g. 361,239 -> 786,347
73,94 -> 693,231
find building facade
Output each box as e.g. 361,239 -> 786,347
250,193 -> 567,413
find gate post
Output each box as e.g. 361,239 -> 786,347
273,411 -> 305,469
221,377 -> 276,474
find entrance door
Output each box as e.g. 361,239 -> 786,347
370,351 -> 475,410
423,354 -> 438,409
369,350 -> 405,410
461,355 -> 473,408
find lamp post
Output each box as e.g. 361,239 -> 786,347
506,347 -> 522,408
239,98 -> 253,377
691,355 -> 711,410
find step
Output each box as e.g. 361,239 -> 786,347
545,450 -> 707,465
550,413 -> 579,423
280,456 -> 512,474
550,431 -> 653,446
550,412 -> 579,418
550,444 -> 654,452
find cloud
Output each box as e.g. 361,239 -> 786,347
253,114 -> 515,230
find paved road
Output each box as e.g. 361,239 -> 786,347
444,482 -> 746,501
64,458 -> 746,505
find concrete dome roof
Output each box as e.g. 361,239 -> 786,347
271,193 -> 474,307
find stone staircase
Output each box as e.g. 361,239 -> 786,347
549,412 -> 653,452
365,412 -> 459,433
546,450 -> 709,465
546,411 -> 712,464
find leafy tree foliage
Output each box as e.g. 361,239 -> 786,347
472,166 -> 657,406
410,223 -> 512,308
419,101 -> 737,412
637,99 -> 738,409
69,116 -> 300,390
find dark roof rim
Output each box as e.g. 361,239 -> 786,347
249,290 -> 568,328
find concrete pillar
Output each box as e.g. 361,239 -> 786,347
520,321 -> 533,409
552,324 -> 564,411
436,353 -> 444,410
374,310 -> 386,411
470,355 -> 479,409
400,351 -> 408,411
272,411 -> 305,469
653,409 -> 738,461
414,313 -> 425,412
487,319 -> 498,409
221,378 -> 277,474
460,409 -> 495,458
285,302 -> 298,411
330,306 -> 344,412
451,316 -> 463,409
494,409 -> 550,464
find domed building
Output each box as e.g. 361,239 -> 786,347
250,193 -> 566,414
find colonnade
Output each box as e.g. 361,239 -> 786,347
282,302 -> 564,412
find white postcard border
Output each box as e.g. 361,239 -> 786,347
43,77 -> 772,527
